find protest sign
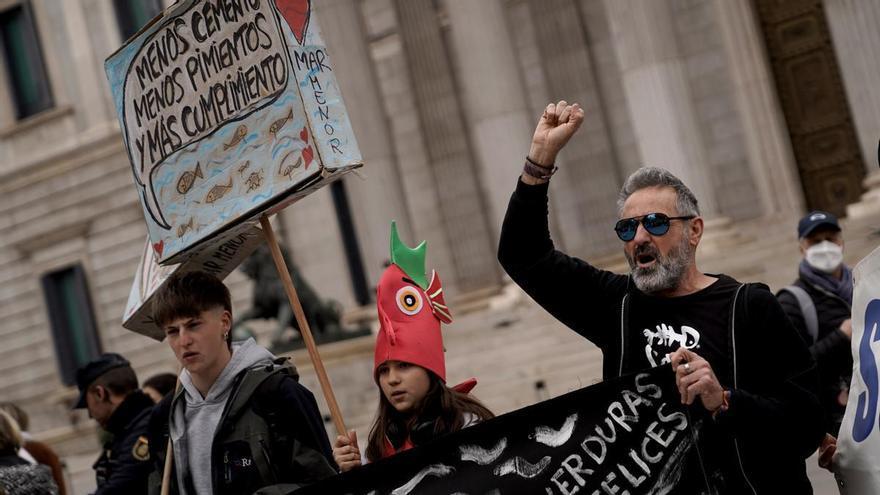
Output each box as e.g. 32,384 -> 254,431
105,0 -> 361,264
123,224 -> 264,340
297,366 -> 717,495
834,245 -> 880,493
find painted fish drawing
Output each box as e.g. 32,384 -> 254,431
245,170 -> 264,192
278,152 -> 303,180
223,125 -> 248,150
268,108 -> 294,138
237,161 -> 251,177
390,464 -> 454,495
176,163 -> 203,195
176,217 -> 194,238
205,176 -> 234,204
493,456 -> 551,479
530,413 -> 577,447
460,438 -> 507,465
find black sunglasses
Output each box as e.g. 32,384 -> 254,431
614,213 -> 695,241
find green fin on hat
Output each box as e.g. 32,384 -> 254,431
390,221 -> 428,290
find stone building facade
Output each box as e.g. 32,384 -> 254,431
1,0 -> 879,490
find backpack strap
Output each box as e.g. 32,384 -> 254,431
250,362 -> 301,482
225,358 -> 298,416
778,285 -> 819,343
218,359 -> 298,486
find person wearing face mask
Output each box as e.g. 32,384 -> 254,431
777,211 -> 853,437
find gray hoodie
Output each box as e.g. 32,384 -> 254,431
169,338 -> 275,495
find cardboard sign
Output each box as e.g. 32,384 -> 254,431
298,367 -> 716,495
105,0 -> 361,264
834,245 -> 880,493
122,224 -> 263,340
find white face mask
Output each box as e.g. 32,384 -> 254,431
805,240 -> 843,274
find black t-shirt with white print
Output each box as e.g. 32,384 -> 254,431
627,275 -> 744,493
625,274 -> 741,383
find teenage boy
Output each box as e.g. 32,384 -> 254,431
147,271 -> 335,494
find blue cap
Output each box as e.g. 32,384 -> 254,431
73,353 -> 130,409
797,211 -> 840,239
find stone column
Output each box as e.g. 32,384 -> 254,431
714,0 -> 804,217
603,0 -> 719,216
824,0 -> 880,217
312,0 -> 412,287
55,0 -> 113,133
393,0 -> 499,291
526,0 -> 624,257
443,0 -> 534,240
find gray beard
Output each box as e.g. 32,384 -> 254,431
626,235 -> 692,294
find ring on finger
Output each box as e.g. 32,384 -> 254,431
683,362 -> 691,373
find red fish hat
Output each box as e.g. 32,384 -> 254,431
374,222 -> 452,383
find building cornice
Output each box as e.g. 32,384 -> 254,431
0,127 -> 126,194
0,105 -> 74,139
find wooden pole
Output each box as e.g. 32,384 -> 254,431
160,371 -> 182,495
259,215 -> 348,436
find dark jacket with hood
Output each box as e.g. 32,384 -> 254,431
147,340 -> 335,495
498,179 -> 824,494
778,271 -> 853,435
93,390 -> 154,494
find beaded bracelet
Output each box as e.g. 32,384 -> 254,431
523,156 -> 558,180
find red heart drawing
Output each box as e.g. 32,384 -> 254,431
152,240 -> 164,256
303,146 -> 314,169
274,0 -> 311,45
300,126 -> 309,143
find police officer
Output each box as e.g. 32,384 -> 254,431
74,353 -> 154,494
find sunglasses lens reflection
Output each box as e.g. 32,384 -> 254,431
615,219 -> 638,241
643,214 -> 671,235
614,213 -> 672,241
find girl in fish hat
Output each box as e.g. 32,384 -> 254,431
332,222 -> 494,472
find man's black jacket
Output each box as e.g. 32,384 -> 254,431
498,179 -> 825,494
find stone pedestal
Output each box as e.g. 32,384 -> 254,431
847,171 -> 880,220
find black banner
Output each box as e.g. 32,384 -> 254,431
297,366 -> 718,495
